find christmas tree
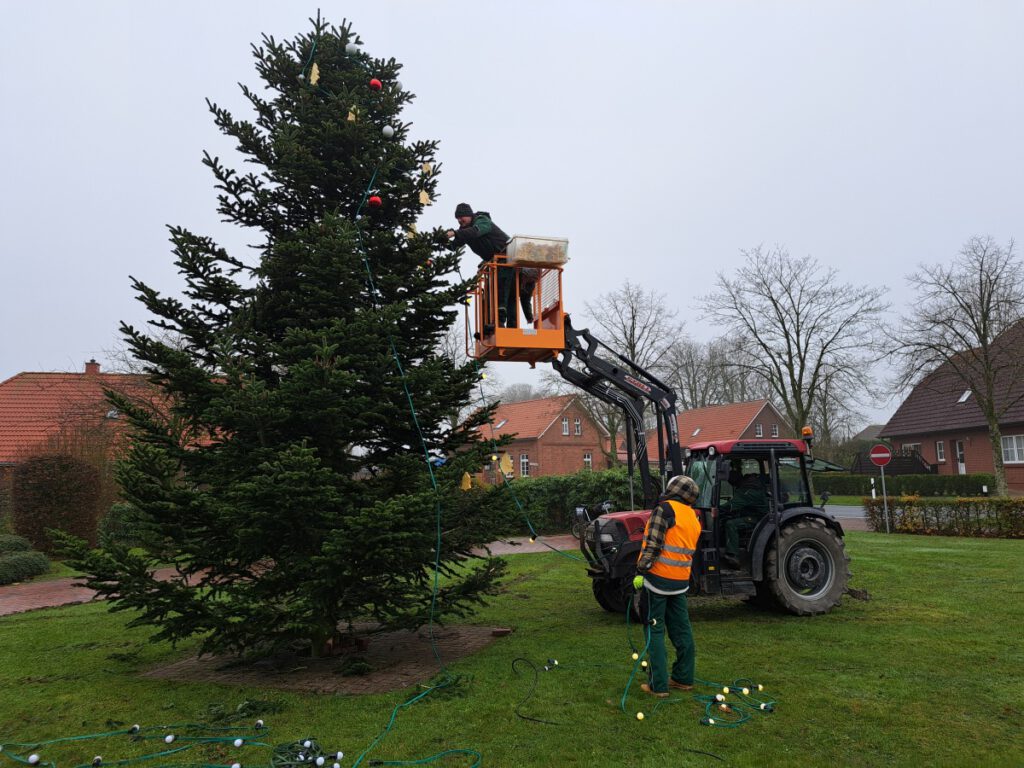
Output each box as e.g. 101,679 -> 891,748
63,15 -> 507,657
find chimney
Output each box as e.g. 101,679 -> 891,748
84,359 -> 100,375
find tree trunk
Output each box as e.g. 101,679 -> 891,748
986,419 -> 1009,497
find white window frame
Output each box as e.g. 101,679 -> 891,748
583,451 -> 592,470
755,423 -> 763,438
574,417 -> 582,436
520,453 -> 530,476
935,441 -> 945,462
1002,434 -> 1024,464
771,424 -> 779,437
561,417 -> 569,435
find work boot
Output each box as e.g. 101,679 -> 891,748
669,679 -> 694,692
640,683 -> 669,699
498,308 -> 508,327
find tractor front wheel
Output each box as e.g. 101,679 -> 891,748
765,518 -> 850,615
592,577 -> 636,615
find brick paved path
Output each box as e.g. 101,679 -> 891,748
0,567 -> 181,617
0,538 -> 580,618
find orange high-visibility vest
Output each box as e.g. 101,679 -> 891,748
640,500 -> 702,582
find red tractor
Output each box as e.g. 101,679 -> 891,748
579,436 -> 850,616
552,318 -> 850,616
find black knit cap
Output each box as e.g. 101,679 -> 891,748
454,202 -> 473,218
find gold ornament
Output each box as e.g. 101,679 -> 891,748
347,106 -> 358,122
419,190 -> 431,205
421,163 -> 432,174
309,63 -> 321,85
499,453 -> 513,475
460,472 -> 472,491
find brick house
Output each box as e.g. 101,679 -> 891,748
635,399 -> 794,459
0,360 -> 153,514
880,357 -> 1024,491
477,394 -> 609,482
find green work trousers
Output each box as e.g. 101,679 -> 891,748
645,588 -> 695,692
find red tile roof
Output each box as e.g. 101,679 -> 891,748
0,363 -> 153,464
637,399 -> 787,456
480,394 -> 587,441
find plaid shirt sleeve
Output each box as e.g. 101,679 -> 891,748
636,502 -> 671,573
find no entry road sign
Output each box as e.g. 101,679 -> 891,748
869,444 -> 892,467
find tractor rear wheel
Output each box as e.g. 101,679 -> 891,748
765,518 -> 850,615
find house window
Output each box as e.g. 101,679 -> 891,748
691,427 -> 701,437
562,417 -> 569,436
903,443 -> 921,454
755,424 -> 763,438
957,389 -> 972,403
1001,435 -> 1024,464
771,424 -> 779,437
935,441 -> 945,462
574,417 -> 582,436
520,453 -> 530,477
583,452 -> 592,470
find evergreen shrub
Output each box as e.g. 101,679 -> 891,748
0,551 -> 51,585
0,534 -> 33,554
864,496 -> 1024,538
98,502 -> 145,548
494,467 -> 651,534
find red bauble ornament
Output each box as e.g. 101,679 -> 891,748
368,195 -> 383,208
369,78 -> 383,91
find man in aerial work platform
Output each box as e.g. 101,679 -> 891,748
446,203 -> 519,328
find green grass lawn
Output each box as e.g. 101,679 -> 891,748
1,532 -> 1022,767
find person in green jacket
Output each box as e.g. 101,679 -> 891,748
447,203 -> 517,327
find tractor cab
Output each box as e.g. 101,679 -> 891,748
466,235 -> 569,366
682,435 -> 849,612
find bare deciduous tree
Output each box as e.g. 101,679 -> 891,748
706,245 -> 888,437
664,336 -> 772,410
498,382 -> 550,403
892,236 -> 1024,496
551,282 -> 686,465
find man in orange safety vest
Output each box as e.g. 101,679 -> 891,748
633,474 -> 702,697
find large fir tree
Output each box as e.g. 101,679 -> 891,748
65,16 -> 507,657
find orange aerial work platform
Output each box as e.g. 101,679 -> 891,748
465,235 -> 569,365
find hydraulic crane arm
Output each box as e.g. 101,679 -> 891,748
551,316 -> 682,508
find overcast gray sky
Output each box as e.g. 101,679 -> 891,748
2,1 -> 1022,427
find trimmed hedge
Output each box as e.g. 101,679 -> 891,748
11,453 -> 102,552
864,496 -> 1024,538
816,473 -> 995,497
0,551 -> 51,585
0,534 -> 33,554
494,467 -> 650,534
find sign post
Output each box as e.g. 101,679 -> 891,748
869,444 -> 893,533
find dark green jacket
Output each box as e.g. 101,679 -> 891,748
452,212 -> 509,261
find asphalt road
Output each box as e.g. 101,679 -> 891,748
824,503 -> 870,531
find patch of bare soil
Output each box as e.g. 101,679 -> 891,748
142,625 -> 510,695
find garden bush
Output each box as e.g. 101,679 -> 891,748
0,533 -> 33,554
864,496 -> 1024,538
11,453 -> 102,552
491,467 -> 651,534
815,472 -> 995,497
98,502 -> 145,548
0,550 -> 51,585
